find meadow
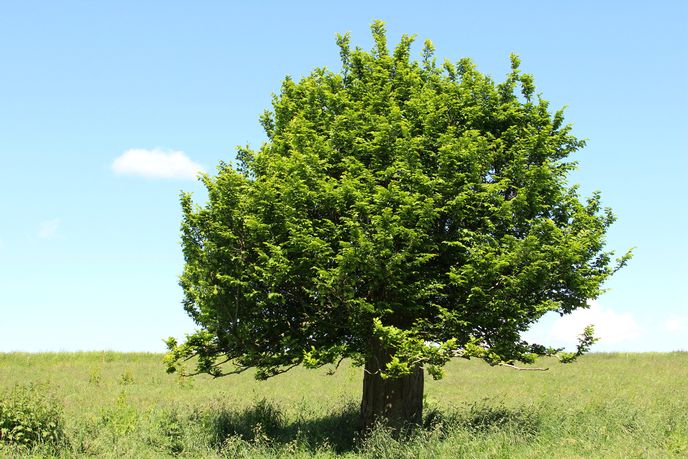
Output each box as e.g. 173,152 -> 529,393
0,352 -> 686,458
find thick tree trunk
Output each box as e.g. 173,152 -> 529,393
359,338 -> 424,432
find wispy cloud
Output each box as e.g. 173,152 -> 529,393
524,300 -> 642,350
550,300 -> 642,345
111,148 -> 204,180
38,218 -> 60,239
664,315 -> 688,333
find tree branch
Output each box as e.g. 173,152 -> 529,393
326,356 -> 347,375
498,362 -> 549,371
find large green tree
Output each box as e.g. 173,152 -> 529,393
165,22 -> 629,430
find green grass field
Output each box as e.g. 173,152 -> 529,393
0,352 -> 686,458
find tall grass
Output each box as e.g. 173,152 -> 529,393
0,352 -> 686,457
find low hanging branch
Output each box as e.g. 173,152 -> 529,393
498,362 -> 549,371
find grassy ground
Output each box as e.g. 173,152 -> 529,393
0,352 -> 686,458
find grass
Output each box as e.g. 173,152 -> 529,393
0,352 -> 686,457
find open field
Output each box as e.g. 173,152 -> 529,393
0,352 -> 686,458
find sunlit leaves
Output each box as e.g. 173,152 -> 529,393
166,21 -> 627,381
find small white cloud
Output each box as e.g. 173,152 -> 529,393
664,315 -> 688,333
38,219 -> 60,239
111,148 -> 204,180
524,300 -> 642,350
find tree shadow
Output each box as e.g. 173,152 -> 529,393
208,399 -> 361,454
203,398 -> 542,454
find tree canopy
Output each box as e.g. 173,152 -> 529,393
165,21 -> 628,397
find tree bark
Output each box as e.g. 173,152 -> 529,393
359,338 -> 424,432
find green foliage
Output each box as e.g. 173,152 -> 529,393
0,384 -> 66,449
167,20 -> 629,381
372,318 -> 455,380
558,325 -> 599,363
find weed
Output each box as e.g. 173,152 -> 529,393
99,391 -> 138,436
210,398 -> 284,446
461,400 -> 541,436
153,409 -> 185,456
0,384 -> 66,449
88,368 -> 101,386
119,370 -> 134,385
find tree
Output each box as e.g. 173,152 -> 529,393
165,21 -> 630,430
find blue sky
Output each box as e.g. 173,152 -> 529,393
1,1 -> 686,353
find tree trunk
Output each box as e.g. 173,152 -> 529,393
359,338 -> 424,432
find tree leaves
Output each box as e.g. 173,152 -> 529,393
166,21 -> 628,381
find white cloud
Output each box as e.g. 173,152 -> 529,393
111,148 -> 204,180
664,315 -> 688,333
524,300 -> 642,350
38,219 -> 60,239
